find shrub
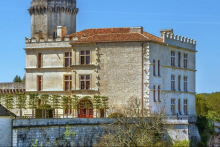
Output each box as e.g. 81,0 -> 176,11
172,139 -> 189,147
108,113 -> 124,118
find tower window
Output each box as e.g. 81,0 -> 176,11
37,53 -> 42,68
37,76 -> 42,91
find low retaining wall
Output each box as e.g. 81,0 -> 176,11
12,118 -> 190,147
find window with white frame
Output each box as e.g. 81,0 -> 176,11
64,52 -> 72,67
184,99 -> 188,115
184,76 -> 188,92
80,75 -> 91,90
171,99 -> 176,115
178,76 -> 181,91
64,75 -> 72,91
178,99 -> 181,115
158,85 -> 161,102
80,50 -> 90,65
153,59 -> 156,76
171,75 -> 175,91
178,52 -> 181,67
158,60 -> 161,76
153,85 -> 156,102
171,51 -> 175,66
183,54 -> 188,68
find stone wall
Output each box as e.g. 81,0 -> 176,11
0,117 -> 13,147
0,83 -> 25,94
12,118 -> 189,147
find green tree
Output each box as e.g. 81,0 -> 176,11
62,96 -> 71,118
4,94 -> 14,110
72,95 -> 80,118
40,94 -> 50,118
22,75 -> 26,83
29,93 -> 38,118
13,75 -> 22,83
101,96 -> 109,118
15,93 -> 27,118
93,95 -> 102,118
50,95 -> 61,118
0,94 -> 4,105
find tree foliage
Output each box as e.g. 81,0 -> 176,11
13,75 -> 22,83
15,93 -> 27,118
4,94 -> 14,109
196,92 -> 220,122
98,97 -> 170,147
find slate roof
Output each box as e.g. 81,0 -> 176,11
69,27 -> 163,44
0,104 -> 16,117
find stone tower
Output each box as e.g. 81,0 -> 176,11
29,0 -> 78,38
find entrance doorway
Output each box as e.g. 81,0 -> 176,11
78,99 -> 93,118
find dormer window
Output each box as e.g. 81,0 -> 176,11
80,50 -> 90,65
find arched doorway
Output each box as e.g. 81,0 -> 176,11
78,99 -> 93,118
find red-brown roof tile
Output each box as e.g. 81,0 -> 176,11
69,27 -> 163,44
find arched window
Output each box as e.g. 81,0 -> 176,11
78,99 -> 93,118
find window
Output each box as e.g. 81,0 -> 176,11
171,51 -> 175,66
100,109 -> 105,118
183,54 -> 188,68
37,53 -> 42,68
184,99 -> 188,115
184,76 -> 188,92
153,85 -> 156,102
178,52 -> 181,67
37,76 -> 42,91
178,76 -> 181,91
64,75 -> 72,91
53,31 -> 57,39
171,99 -> 176,115
158,85 -> 161,102
158,60 -> 160,76
171,75 -> 175,91
178,99 -> 181,115
80,50 -> 90,65
153,59 -> 156,76
64,52 -> 72,67
80,75 -> 91,90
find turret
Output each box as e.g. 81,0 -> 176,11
29,0 -> 78,38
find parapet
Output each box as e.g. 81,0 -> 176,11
29,0 -> 78,15
162,32 -> 196,50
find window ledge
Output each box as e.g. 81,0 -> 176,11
161,65 -> 197,72
71,64 -> 98,69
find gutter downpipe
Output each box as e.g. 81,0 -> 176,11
141,43 -> 145,117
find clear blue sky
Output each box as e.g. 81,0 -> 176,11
0,0 -> 219,93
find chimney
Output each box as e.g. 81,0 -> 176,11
57,26 -> 67,40
34,31 -> 43,42
130,27 -> 143,34
160,29 -> 173,38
